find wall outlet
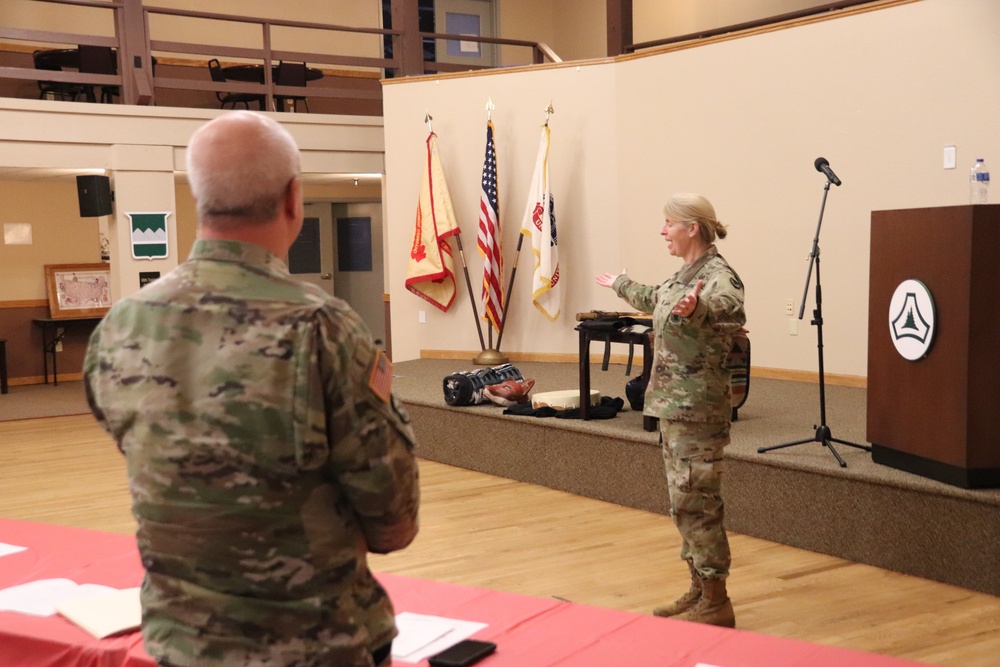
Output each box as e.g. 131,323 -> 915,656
943,145 -> 956,170
418,310 -> 426,324
785,299 -> 794,316
55,328 -> 64,352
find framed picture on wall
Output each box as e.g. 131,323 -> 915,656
44,263 -> 112,319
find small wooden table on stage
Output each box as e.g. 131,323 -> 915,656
576,321 -> 657,432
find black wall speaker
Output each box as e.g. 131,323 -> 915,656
76,174 -> 113,217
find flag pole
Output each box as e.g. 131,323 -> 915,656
454,232 -> 487,352
494,232 -> 523,351
497,103 -> 554,350
485,99 -> 496,356
423,110 -> 486,353
475,98 -> 509,365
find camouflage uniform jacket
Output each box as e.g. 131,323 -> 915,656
84,239 -> 419,667
612,246 -> 745,423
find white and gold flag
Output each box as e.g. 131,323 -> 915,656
519,126 -> 560,321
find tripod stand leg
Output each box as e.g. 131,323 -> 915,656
829,436 -> 872,453
757,437 -> 816,454
822,438 -> 848,467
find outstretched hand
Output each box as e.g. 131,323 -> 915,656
672,279 -> 704,317
595,268 -> 627,288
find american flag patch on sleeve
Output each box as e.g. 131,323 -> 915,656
368,349 -> 393,403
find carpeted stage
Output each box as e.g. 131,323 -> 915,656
393,359 -> 1000,597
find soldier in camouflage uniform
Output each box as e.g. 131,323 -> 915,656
84,111 -> 419,667
596,193 -> 745,628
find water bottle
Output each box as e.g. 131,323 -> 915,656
970,158 -> 989,204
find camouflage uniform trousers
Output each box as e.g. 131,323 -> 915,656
659,419 -> 731,580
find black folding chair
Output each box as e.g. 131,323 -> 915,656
78,45 -> 119,103
33,50 -> 85,102
274,61 -> 310,113
208,58 -> 265,110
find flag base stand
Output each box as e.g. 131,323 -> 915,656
474,348 -> 509,366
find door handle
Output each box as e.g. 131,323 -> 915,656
320,273 -> 332,280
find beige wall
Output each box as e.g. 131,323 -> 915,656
0,98 -> 385,305
497,0 -> 553,64
382,0 -> 1000,379
633,0 -> 841,42
384,63 -> 621,361
0,181 -> 103,299
497,0 -> 841,62
498,0 -> 607,63
0,172 -> 385,304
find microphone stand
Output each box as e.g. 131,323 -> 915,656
756,179 -> 871,467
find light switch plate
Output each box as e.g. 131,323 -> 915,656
943,145 -> 956,169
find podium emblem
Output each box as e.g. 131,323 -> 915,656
888,279 -> 935,360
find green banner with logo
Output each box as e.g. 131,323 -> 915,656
128,212 -> 170,260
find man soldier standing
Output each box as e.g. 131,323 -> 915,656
85,111 -> 419,666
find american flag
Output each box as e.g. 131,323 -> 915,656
367,349 -> 393,403
477,121 -> 504,332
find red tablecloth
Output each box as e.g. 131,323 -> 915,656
0,519 -> 932,667
0,520 -> 146,667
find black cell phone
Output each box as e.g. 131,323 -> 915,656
427,639 -> 497,667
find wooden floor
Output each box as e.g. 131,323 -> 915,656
1,414 -> 998,667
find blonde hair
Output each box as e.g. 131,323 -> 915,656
663,193 -> 728,244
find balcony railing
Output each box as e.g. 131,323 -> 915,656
0,0 -> 562,114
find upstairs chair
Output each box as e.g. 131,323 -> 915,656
274,61 -> 310,113
78,45 -> 119,103
208,58 -> 265,110
33,49 -> 85,102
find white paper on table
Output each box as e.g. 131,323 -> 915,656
392,612 -> 488,663
0,542 -> 28,558
56,587 -> 142,638
0,578 -> 118,616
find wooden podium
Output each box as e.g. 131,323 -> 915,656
867,204 -> 1000,488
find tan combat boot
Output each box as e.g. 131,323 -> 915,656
675,577 -> 735,628
652,560 -> 701,618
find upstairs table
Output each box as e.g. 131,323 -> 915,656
221,64 -> 323,112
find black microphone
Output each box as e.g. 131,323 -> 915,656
814,157 -> 842,186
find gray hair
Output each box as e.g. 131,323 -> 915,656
186,111 -> 301,227
663,193 -> 728,244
